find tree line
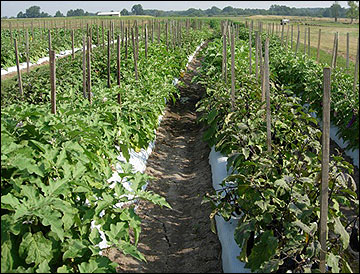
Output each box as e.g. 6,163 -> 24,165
3,2 -> 359,23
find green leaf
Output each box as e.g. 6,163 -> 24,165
19,232 -> 53,267
207,109 -> 218,124
242,147 -> 250,160
36,260 -> 51,273
326,252 -> 340,273
57,265 -> 73,273
246,230 -> 278,272
89,227 -> 102,246
62,239 -> 87,260
234,220 -> 255,247
117,242 -> 146,262
1,240 -> 13,273
333,217 -> 349,249
1,193 -> 20,209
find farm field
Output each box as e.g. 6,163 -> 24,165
228,15 -> 359,69
1,10 -> 359,274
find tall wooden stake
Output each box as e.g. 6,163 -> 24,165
87,36 -> 91,104
117,34 -> 121,105
25,29 -> 29,73
346,33 -> 350,69
353,37 -> 359,93
82,36 -> 86,98
14,39 -> 23,96
50,50 -> 56,114
249,30 -> 252,74
319,67 -> 331,273
264,38 -> 271,154
107,30 -> 111,88
71,29 -> 74,60
317,29 -> 321,62
230,29 -> 235,111
131,28 -> 138,80
222,34 -> 227,83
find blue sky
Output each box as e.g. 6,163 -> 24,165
1,1 -> 350,17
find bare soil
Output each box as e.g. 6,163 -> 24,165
103,41 -> 223,273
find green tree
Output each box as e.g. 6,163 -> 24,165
67,9 -> 85,17
330,1 -> 341,22
25,6 -> 41,18
54,10 -> 64,17
131,4 -> 144,15
347,1 -> 359,23
17,11 -> 25,18
120,8 -> 129,16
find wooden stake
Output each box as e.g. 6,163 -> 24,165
346,33 -> 350,69
14,39 -> 23,96
48,29 -> 52,57
249,30 -> 252,75
145,24 -> 148,59
125,27 -> 128,60
317,29 -> 321,62
25,29 -> 29,73
331,32 -> 337,68
49,49 -> 56,114
102,21 -> 105,49
304,27 -> 307,56
117,34 -> 121,105
255,31 -> 259,81
353,37 -> 359,93
87,36 -> 91,104
285,24 -> 290,50
107,30 -> 111,88
291,25 -> 294,49
295,28 -> 300,56
308,27 -> 311,57
222,34 -> 227,83
131,28 -> 138,80
82,36 -> 86,98
280,23 -> 284,46
264,38 -> 271,154
230,29 -> 235,111
71,30 -> 74,60
319,67 -> 331,273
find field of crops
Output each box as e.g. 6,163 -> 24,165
1,16 -> 359,273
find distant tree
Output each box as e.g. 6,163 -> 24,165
40,11 -> 51,17
131,4 -> 144,15
330,1 -> 341,22
25,6 -> 41,18
222,6 -> 234,14
67,8 -> 85,17
17,11 -> 25,18
205,6 -> 221,16
347,1 -> 359,23
120,8 -> 129,16
54,10 -> 64,17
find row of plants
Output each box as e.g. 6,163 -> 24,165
1,25 -> 214,272
236,24 -> 359,152
195,35 -> 358,273
1,23 -> 145,70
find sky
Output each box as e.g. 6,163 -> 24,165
1,1 -> 350,17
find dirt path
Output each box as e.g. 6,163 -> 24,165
104,42 -> 223,273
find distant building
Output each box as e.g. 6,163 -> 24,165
97,11 -> 120,17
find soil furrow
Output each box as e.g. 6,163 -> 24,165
104,41 -> 222,273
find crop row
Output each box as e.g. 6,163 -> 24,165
1,25 -> 214,273
195,35 -> 358,273
237,25 -> 359,152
